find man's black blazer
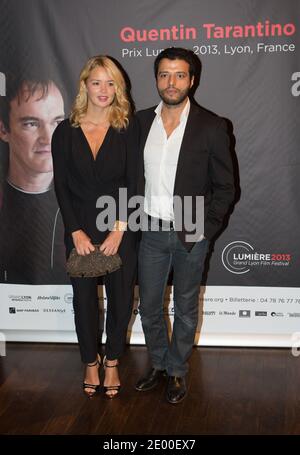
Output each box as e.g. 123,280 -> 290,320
136,102 -> 235,251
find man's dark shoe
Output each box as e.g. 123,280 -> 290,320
166,376 -> 187,404
135,368 -> 167,392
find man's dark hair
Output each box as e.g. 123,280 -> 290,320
154,47 -> 200,79
0,66 -> 64,131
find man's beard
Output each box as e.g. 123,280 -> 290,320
158,86 -> 190,106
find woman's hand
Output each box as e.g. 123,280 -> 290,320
99,231 -> 124,256
72,230 -> 95,256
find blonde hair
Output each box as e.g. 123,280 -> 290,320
70,55 -> 131,129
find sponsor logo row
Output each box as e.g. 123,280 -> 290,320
8,306 -> 300,319
8,294 -> 73,304
9,307 -> 67,314
201,310 -> 300,318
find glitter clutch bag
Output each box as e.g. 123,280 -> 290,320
66,244 -> 122,278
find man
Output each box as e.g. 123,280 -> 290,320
135,48 -> 235,403
0,69 -> 68,284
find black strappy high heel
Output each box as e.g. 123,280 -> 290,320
103,356 -> 121,399
83,355 -> 101,398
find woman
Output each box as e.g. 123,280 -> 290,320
51,55 -> 138,398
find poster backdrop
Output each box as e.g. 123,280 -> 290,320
0,0 -> 299,346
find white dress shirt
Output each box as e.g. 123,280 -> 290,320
144,99 -> 190,221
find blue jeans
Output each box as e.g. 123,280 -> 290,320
138,226 -> 208,377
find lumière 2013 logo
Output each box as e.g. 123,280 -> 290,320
222,241 -> 291,274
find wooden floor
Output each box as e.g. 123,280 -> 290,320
0,343 -> 300,435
